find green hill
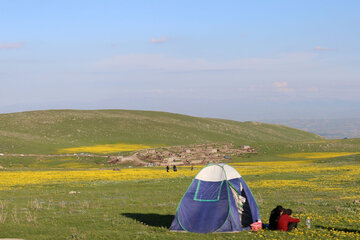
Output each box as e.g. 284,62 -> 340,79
0,109 -> 323,154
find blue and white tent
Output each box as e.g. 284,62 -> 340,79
170,163 -> 260,233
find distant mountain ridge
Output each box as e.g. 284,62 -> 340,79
265,118 -> 360,139
0,109 -> 322,154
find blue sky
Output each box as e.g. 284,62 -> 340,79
1,0 -> 359,120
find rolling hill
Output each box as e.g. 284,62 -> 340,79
0,109 -> 324,154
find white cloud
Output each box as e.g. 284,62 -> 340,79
308,87 -> 319,92
142,88 -> 194,95
273,81 -> 288,88
95,52 -> 318,73
93,51 -> 360,101
149,37 -> 168,43
273,81 -> 294,93
96,54 -> 217,71
145,89 -> 163,94
313,46 -> 337,51
276,87 -> 294,93
0,42 -> 25,49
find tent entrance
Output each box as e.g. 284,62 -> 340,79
229,183 -> 246,226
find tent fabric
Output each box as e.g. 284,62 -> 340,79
170,163 -> 260,233
195,163 -> 241,181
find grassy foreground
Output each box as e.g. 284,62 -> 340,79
0,152 -> 359,239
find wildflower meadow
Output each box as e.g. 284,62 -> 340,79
0,151 -> 359,239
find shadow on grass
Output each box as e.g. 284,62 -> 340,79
315,225 -> 360,234
122,213 -> 174,228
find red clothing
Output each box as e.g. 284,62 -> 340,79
277,214 -> 300,231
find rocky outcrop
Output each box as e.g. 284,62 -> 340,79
108,143 -> 256,166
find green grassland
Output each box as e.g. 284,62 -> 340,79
0,109 -> 322,154
0,110 -> 359,239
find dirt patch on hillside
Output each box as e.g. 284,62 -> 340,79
108,143 -> 256,166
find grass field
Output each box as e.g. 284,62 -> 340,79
0,110 -> 359,239
0,109 -> 322,154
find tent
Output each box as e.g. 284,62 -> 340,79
170,163 -> 260,233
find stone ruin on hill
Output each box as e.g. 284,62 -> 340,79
107,143 -> 256,166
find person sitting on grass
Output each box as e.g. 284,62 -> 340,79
269,205 -> 284,230
277,209 -> 300,231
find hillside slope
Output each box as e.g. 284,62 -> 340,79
0,110 -> 323,154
